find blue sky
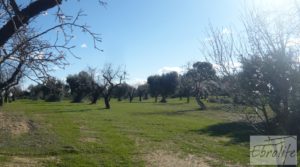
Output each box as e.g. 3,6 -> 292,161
23,0 -> 293,86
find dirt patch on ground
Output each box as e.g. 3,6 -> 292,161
80,137 -> 97,143
144,150 -> 211,167
79,125 -> 98,143
0,112 -> 33,135
4,156 -> 58,167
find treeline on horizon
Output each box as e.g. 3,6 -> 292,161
3,61 -> 230,110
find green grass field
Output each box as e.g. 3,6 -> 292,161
0,98 -> 298,166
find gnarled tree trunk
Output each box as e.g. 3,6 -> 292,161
0,0 -> 62,47
195,95 -> 206,110
104,96 -> 110,109
160,96 -> 167,103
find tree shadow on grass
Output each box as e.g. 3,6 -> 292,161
42,107 -> 108,113
131,108 -> 201,116
154,102 -> 188,106
194,121 -> 258,144
121,101 -> 155,104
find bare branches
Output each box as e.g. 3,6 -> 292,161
0,0 -> 63,47
202,4 -> 300,134
0,0 -> 105,92
101,64 -> 127,88
202,24 -> 238,77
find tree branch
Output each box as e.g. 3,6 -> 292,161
0,0 -> 62,47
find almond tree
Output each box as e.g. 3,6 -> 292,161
0,0 -> 103,104
202,4 -> 300,135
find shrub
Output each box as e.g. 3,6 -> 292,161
45,94 -> 61,102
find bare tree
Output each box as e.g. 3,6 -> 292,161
100,64 -> 127,109
202,4 -> 300,135
0,0 -> 104,104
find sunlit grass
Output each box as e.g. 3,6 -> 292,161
0,98 -> 297,166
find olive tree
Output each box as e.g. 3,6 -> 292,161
178,73 -> 193,103
137,84 -> 148,102
66,71 -> 95,103
147,75 -> 161,102
127,84 -> 136,103
159,72 -> 178,103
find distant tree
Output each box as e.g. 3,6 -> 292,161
27,77 -> 64,102
147,75 -> 161,102
159,72 -> 179,103
28,84 -> 45,100
88,84 -> 103,104
66,71 -> 94,103
178,73 -> 193,103
187,62 -> 218,110
10,86 -> 23,101
114,83 -> 128,101
43,77 -> 64,102
127,85 -> 136,103
63,84 -> 71,99
101,64 -> 126,109
85,67 -> 103,104
137,84 -> 148,102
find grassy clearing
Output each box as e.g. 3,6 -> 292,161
0,98 -> 298,166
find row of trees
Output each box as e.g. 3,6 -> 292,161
17,61 -> 220,110
147,72 -> 178,103
146,62 -> 220,110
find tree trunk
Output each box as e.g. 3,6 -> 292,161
195,96 -> 206,110
0,0 -> 63,47
4,91 -> 8,103
160,96 -> 167,103
204,92 -> 208,100
0,95 -> 3,106
104,97 -> 110,109
90,95 -> 98,104
154,96 -> 158,103
139,95 -> 142,102
187,96 -> 190,103
129,96 -> 133,103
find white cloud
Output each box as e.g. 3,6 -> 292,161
158,66 -> 184,75
80,43 -> 87,48
212,62 -> 242,76
127,78 -> 147,88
